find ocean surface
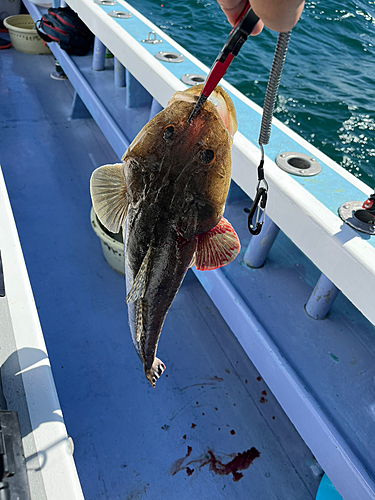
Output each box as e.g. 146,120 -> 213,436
129,0 -> 375,190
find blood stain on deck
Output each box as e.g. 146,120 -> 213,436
170,446 -> 260,482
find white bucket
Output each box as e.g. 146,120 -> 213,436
90,207 -> 125,276
3,14 -> 51,54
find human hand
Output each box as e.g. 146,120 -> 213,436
216,0 -> 305,33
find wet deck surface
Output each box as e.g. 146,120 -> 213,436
0,48 -> 320,498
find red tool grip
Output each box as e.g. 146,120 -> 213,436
201,54 -> 234,98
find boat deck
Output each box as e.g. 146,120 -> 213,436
0,42 -> 324,499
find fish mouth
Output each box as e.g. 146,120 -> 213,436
168,85 -> 237,138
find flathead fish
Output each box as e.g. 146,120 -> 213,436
90,85 -> 240,387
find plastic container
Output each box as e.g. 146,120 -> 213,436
90,207 -> 125,275
315,474 -> 343,500
3,14 -> 50,54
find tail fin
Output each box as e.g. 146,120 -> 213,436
145,358 -> 166,388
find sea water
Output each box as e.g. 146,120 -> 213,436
129,0 -> 375,190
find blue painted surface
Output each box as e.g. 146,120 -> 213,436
125,69 -> 152,108
93,1 -> 375,249
1,46 -> 321,499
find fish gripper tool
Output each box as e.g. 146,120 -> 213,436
187,4 -> 292,236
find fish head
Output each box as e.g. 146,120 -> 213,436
122,85 -> 237,234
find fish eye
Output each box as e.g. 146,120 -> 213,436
200,149 -> 215,164
163,125 -> 174,140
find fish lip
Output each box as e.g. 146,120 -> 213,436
168,87 -> 237,137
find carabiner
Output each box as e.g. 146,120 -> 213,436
247,180 -> 268,235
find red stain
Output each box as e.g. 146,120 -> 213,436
261,390 -> 267,396
191,423 -> 196,429
186,467 -> 194,476
171,446 -> 260,482
230,429 -> 235,435
245,379 -> 248,384
204,448 -> 260,482
182,435 -> 186,440
225,369 -> 230,374
259,397 -> 267,404
256,376 -> 262,382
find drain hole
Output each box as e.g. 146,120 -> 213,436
287,157 -> 310,169
155,52 -> 184,63
181,73 -> 206,86
275,152 -> 321,177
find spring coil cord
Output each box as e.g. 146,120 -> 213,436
247,31 -> 291,235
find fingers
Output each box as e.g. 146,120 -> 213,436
217,0 -> 305,33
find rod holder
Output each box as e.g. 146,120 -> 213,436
243,214 -> 280,268
114,58 -> 126,87
305,273 -> 340,320
92,37 -> 106,71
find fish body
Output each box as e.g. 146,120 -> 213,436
90,85 -> 240,387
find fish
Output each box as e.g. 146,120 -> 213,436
90,84 -> 240,387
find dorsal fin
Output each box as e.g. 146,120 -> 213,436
90,163 -> 128,233
195,217 -> 240,271
126,246 -> 152,304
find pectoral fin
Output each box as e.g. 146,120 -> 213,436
195,217 -> 240,271
126,246 -> 152,304
90,163 -> 128,233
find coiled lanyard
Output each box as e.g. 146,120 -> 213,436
248,31 -> 291,235
188,5 -> 291,236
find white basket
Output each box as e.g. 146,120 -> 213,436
3,14 -> 50,54
90,207 -> 125,276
